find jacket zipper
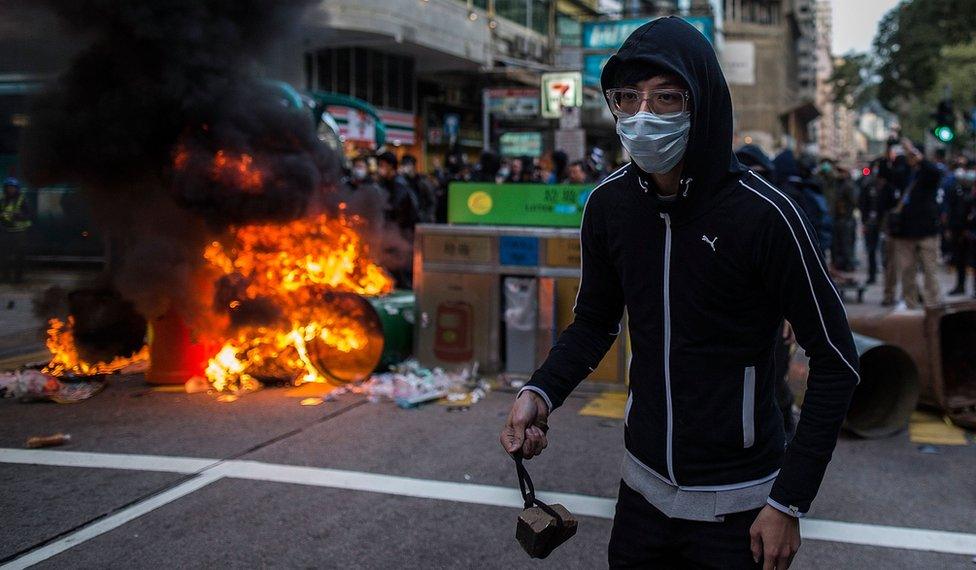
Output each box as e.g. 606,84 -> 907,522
660,212 -> 677,485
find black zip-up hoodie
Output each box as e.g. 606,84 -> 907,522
524,17 -> 859,516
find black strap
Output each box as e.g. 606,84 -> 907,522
513,453 -> 564,525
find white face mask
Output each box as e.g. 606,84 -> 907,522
617,111 -> 690,174
352,166 -> 368,180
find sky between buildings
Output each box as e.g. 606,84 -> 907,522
831,0 -> 901,55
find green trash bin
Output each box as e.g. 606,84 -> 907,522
368,290 -> 415,371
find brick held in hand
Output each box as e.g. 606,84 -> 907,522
516,503 -> 578,559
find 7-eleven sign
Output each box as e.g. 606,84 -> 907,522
541,72 -> 583,118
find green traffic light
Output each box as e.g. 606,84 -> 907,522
934,125 -> 955,143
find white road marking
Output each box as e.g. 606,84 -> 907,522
2,448 -> 974,560
0,448 -> 215,474
0,472 -> 222,570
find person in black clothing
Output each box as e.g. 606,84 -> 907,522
548,150 -> 569,184
567,159 -> 590,184
946,161 -> 975,295
773,150 -> 828,257
376,152 -> 420,231
857,160 -> 885,284
400,154 -> 437,224
473,150 -> 501,183
830,169 -> 857,272
500,17 -> 857,569
346,155 -> 373,189
876,145 -> 911,305
0,177 -> 32,283
889,139 -> 944,308
505,156 -> 529,183
376,151 -> 420,288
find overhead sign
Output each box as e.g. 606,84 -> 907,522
582,16 -> 714,50
486,88 -> 540,119
541,72 -> 583,119
583,54 -> 611,87
326,106 -> 415,145
448,183 -> 593,227
499,132 -> 543,158
580,17 -> 713,87
722,41 -> 755,86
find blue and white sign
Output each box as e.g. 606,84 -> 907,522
583,54 -> 612,87
581,16 -> 714,87
582,16 -> 714,50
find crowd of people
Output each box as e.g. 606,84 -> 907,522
342,147 -> 614,221
343,139 -> 976,305
737,138 -> 976,307
339,147 -> 616,287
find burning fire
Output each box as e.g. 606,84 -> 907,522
44,142 -> 392,394
203,214 -> 394,392
173,145 -> 264,193
212,150 -> 263,192
43,317 -> 149,376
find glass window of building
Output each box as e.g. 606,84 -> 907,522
307,47 -> 416,113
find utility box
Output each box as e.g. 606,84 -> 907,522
414,223 -> 628,384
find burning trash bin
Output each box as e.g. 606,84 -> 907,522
146,307 -> 213,385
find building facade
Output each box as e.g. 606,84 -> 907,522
808,0 -> 860,167
722,0 -> 819,154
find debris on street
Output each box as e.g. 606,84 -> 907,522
25,433 -> 72,448
351,359 -> 489,409
184,376 -> 210,394
0,369 -> 106,403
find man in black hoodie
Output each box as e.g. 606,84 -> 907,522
500,18 -> 858,569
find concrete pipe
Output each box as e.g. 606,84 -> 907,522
843,333 -> 920,438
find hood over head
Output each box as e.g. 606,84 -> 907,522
736,144 -> 775,176
601,16 -> 744,199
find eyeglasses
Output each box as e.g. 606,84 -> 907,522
605,88 -> 689,118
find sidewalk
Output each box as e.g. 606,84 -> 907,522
0,268 -> 101,358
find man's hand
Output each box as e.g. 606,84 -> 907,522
500,391 -> 550,459
749,505 -> 801,569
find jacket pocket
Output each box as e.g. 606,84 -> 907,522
742,366 -> 756,448
624,391 -> 634,427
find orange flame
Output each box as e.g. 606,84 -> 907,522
43,317 -> 149,376
172,145 -> 264,193
211,150 -> 263,192
203,214 -> 393,392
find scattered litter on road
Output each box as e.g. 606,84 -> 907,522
26,433 -> 71,449
355,359 -> 489,409
216,394 -> 239,403
184,376 -> 210,394
917,444 -> 940,454
0,369 -> 105,403
51,379 -> 106,403
463,474 -> 472,481
396,390 -> 447,409
0,369 -> 58,400
300,397 -> 324,406
446,405 -> 470,413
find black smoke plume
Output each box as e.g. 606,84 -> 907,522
18,0 -> 336,332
